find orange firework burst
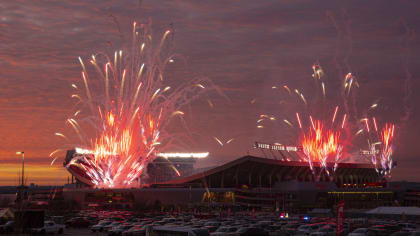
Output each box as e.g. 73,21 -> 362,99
58,21 -> 217,188
377,123 -> 395,177
364,118 -> 396,178
301,120 -> 343,176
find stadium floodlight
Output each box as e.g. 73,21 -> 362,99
74,147 -> 209,159
75,147 -> 93,155
157,152 -> 209,159
16,151 -> 24,186
75,147 -> 117,156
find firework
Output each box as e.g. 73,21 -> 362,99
214,137 -> 224,146
312,64 -> 324,80
58,21 -> 215,188
300,116 -> 345,179
366,121 -> 395,178
259,64 -> 357,179
331,106 -> 339,124
283,119 -> 293,127
213,137 -> 235,146
296,113 -> 302,129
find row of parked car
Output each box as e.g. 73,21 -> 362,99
6,209 -> 417,236
346,223 -> 420,236
94,215 -> 420,236
279,218 -> 420,236
88,216 -> 275,236
0,220 -> 65,235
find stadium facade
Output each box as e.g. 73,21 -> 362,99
63,152 -> 398,211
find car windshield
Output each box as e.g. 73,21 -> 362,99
354,228 -> 367,233
237,227 -> 249,233
216,227 -> 228,232
192,229 -> 210,236
391,232 -> 410,236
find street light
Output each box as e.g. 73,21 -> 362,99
16,151 -> 24,186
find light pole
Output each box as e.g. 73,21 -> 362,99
16,151 -> 24,186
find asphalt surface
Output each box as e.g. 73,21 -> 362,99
11,228 -> 106,236
63,228 -> 107,236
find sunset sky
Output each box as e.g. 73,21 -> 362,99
1,0 -> 419,185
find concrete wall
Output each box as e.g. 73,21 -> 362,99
132,188 -> 205,205
62,188 -> 235,207
62,189 -> 88,204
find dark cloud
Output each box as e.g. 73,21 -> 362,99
0,0 -> 419,185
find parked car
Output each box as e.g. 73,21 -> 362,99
348,228 -> 369,236
210,226 -> 238,235
310,227 -> 336,236
0,221 -> 14,233
204,222 -> 221,233
104,222 -> 123,232
122,225 -> 146,236
391,232 -> 411,236
91,221 -> 112,232
398,223 -> 419,232
281,223 -> 301,236
234,227 -> 269,236
65,217 -> 91,228
265,224 -> 283,233
366,228 -> 387,236
296,224 -> 321,235
108,224 -> 134,236
152,226 -> 209,236
31,220 -> 65,234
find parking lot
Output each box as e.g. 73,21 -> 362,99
61,228 -> 107,236
2,209 -> 420,235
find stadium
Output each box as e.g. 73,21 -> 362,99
61,142 -> 397,211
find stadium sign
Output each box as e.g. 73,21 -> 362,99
254,142 -> 302,152
359,149 -> 379,155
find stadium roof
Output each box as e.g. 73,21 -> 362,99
153,155 -> 380,188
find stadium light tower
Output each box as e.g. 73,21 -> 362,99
16,151 -> 24,186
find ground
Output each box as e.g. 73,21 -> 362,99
16,228 -> 106,236
64,228 -> 106,236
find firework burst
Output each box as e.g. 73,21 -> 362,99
364,119 -> 395,178
301,118 -> 344,179
256,63 -> 361,180
57,21 -> 217,188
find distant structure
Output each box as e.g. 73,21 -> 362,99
146,152 -> 209,184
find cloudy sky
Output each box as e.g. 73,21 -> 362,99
0,0 -> 419,185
